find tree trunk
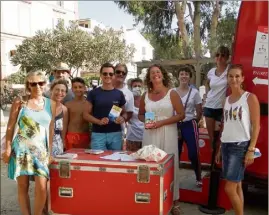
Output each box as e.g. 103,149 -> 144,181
175,1 -> 191,58
209,0 -> 220,57
193,1 -> 201,59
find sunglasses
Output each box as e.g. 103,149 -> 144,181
132,85 -> 142,88
29,81 -> 46,87
215,53 -> 226,58
102,72 -> 114,77
115,70 -> 127,76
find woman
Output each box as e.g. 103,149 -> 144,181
216,64 -> 260,215
174,66 -> 203,187
204,46 -> 230,148
126,87 -> 144,151
2,71 -> 56,215
138,64 -> 185,215
50,79 -> 68,156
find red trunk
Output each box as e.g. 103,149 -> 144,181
49,149 -> 174,215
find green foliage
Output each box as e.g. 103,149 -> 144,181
115,1 -> 240,59
11,20 -> 135,76
6,70 -> 27,84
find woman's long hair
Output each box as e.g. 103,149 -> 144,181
145,64 -> 172,91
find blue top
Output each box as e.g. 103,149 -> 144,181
86,87 -> 126,133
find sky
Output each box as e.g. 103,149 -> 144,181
78,1 -> 139,29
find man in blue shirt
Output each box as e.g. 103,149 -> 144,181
83,63 -> 127,150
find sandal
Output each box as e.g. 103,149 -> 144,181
171,202 -> 183,215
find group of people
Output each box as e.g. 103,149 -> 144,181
2,46 -> 260,215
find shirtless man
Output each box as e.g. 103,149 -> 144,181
65,77 -> 90,149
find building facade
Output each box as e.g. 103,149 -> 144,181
1,1 -> 79,79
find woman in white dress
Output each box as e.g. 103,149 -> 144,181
138,64 -> 185,215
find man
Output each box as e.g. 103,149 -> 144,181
83,63 -> 128,150
114,64 -> 134,137
43,62 -> 74,104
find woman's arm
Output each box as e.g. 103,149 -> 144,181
62,105 -> 68,149
49,100 -> 56,156
205,79 -> 210,94
248,93 -> 260,150
156,90 -> 185,127
138,93 -> 146,122
5,97 -> 22,149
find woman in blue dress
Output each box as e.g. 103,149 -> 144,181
2,70 -> 56,215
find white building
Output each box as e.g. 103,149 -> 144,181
78,19 -> 154,80
1,1 -> 79,79
122,28 -> 154,80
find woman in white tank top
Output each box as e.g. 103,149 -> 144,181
138,64 -> 185,215
216,64 -> 260,215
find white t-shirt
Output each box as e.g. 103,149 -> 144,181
204,66 -> 229,109
126,107 -> 144,141
174,88 -> 202,122
119,85 -> 134,112
119,85 -> 134,136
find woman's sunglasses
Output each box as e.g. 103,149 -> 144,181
102,72 -> 114,77
215,53 -> 226,58
115,70 -> 127,76
29,81 -> 46,87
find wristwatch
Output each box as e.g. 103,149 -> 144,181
248,147 -> 255,152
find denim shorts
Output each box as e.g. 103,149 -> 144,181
203,107 -> 223,122
91,132 -> 123,150
221,141 -> 250,182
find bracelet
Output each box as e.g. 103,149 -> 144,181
247,148 -> 255,152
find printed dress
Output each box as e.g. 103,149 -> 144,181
52,111 -> 64,157
8,97 -> 52,180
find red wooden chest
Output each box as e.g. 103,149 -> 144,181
49,149 -> 174,215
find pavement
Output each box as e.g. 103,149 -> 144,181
0,106 -> 268,215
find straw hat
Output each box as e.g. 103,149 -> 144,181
53,62 -> 70,73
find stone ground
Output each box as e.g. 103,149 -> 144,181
1,106 -> 268,215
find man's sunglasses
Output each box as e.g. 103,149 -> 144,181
215,53 -> 226,58
115,70 -> 127,76
132,85 -> 142,88
29,81 -> 46,87
102,72 -> 114,77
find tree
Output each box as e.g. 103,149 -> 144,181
115,1 -> 239,58
84,27 -> 135,73
11,20 -> 135,76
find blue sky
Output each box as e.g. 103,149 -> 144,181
78,1 -> 139,29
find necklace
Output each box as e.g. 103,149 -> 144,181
152,90 -> 161,94
32,99 -> 44,107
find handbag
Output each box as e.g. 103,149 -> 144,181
1,97 -> 24,158
178,88 -> 192,140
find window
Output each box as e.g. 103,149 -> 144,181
142,47 -> 146,55
85,24 -> 89,28
57,1 -> 64,7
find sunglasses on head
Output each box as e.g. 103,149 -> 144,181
215,53 -> 226,58
29,81 -> 46,87
102,72 -> 114,77
115,70 -> 127,76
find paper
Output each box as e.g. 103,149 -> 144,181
56,153 -> 77,159
108,105 -> 122,122
100,152 -> 136,161
252,26 -> 268,68
145,112 -> 155,129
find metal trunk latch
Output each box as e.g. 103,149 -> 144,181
137,165 -> 150,183
59,161 -> 70,178
135,193 -> 151,203
59,187 -> 73,198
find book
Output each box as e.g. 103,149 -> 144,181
56,153 -> 78,159
145,112 -> 156,129
85,149 -> 104,155
108,105 -> 122,122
